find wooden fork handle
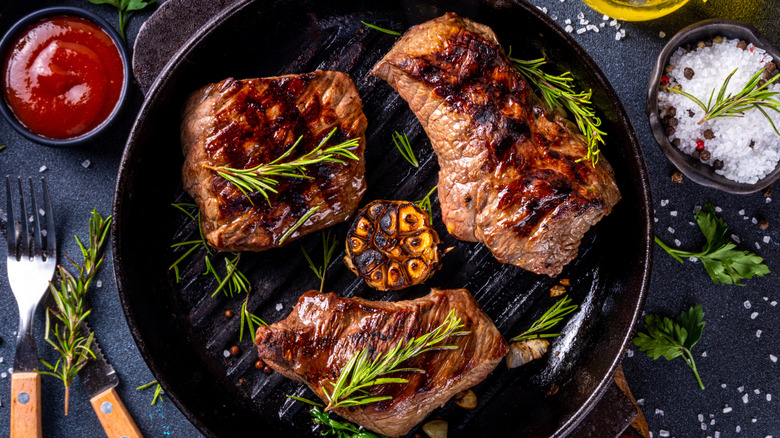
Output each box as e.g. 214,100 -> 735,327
89,387 -> 143,438
11,372 -> 42,438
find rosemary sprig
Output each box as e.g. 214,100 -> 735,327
414,185 -> 438,216
205,253 -> 250,297
510,295 -> 578,342
204,128 -> 360,205
136,380 -> 164,405
323,309 -> 469,411
666,68 -> 780,134
39,210 -> 111,415
302,230 -> 339,292
279,206 -> 320,245
169,202 -> 210,282
360,21 -> 401,36
287,396 -> 388,438
392,131 -> 419,168
239,292 -> 267,342
510,54 -> 606,166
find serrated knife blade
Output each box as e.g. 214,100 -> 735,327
78,325 -> 142,438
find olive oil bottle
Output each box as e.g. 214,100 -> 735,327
581,0 -> 690,20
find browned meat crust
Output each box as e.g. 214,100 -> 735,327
255,289 -> 508,436
371,13 -> 621,276
181,71 -> 367,251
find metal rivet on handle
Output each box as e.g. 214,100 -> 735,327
101,401 -> 114,414
17,392 -> 29,405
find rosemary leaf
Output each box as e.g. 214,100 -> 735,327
40,210 -> 111,415
414,185 -> 438,216
279,206 -> 320,245
205,128 -> 360,206
323,309 -> 468,411
392,131 -> 419,167
360,20 -> 401,36
510,53 -> 606,166
136,380 -> 164,405
510,295 -> 578,342
239,293 -> 267,342
301,230 -> 339,292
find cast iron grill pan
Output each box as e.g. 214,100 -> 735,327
112,1 -> 652,437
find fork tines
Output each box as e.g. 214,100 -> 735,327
6,176 -> 55,261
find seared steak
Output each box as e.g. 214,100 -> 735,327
371,13 -> 621,276
181,71 -> 367,251
255,288 -> 507,436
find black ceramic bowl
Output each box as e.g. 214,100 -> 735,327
0,6 -> 130,147
646,19 -> 780,194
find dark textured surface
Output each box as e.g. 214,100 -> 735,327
0,1 -> 776,438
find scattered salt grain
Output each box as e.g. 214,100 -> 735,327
752,217 -> 759,224
763,236 -> 771,243
674,239 -> 681,247
772,301 -> 778,306
744,216 -> 750,220
275,303 -> 283,311
744,300 -> 751,309
710,413 -> 715,418
661,199 -> 669,206
602,14 -> 609,20
626,349 -> 634,357
721,384 -> 727,388
565,18 -> 572,24
637,398 -> 644,405
0,373 -> 5,378
715,206 -> 723,212
737,425 -> 742,433
565,25 -> 574,33
577,11 -> 584,19
742,393 -> 749,404
732,234 -> 741,243
755,389 -> 761,394
41,229 -> 47,237
615,32 -> 622,41
771,354 -> 778,363
723,406 -> 733,413
767,197 -> 772,203
689,221 -> 695,226
701,423 -> 707,430
659,431 -> 670,438
689,257 -> 698,263
715,432 -> 721,438
654,217 -> 659,223
599,23 -> 605,28
39,165 -> 47,173
699,414 -> 705,422
0,357 -> 3,363
757,330 -> 763,338
223,350 -> 230,358
768,394 -> 772,401
96,280 -> 102,288
587,24 -> 599,33
81,160 -> 91,168
738,386 -> 745,392
739,209 -> 746,216
701,350 -> 707,357
751,312 -> 759,319
764,297 -> 769,301
752,418 -> 757,423
755,242 -> 761,250
580,19 -> 589,25
659,31 -> 666,38
38,208 -> 45,216
668,227 -> 675,234
711,419 -> 716,425
670,210 -> 678,216
655,408 -> 665,416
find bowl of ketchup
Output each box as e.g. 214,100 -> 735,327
0,6 -> 129,146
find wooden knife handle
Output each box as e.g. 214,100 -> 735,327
89,387 -> 143,438
10,372 -> 42,438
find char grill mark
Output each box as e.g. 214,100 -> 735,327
371,13 -> 621,276
255,288 -> 507,437
181,71 -> 367,251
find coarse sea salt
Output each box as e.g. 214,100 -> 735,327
659,38 -> 780,184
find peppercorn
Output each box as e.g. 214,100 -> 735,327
665,126 -> 676,136
230,345 -> 240,356
696,40 -> 706,49
255,359 -> 265,369
764,62 -> 777,80
668,117 -> 679,127
263,366 -> 273,375
665,64 -> 674,74
763,187 -> 772,198
672,138 -> 681,147
687,109 -> 695,118
225,310 -> 234,319
660,107 -> 669,118
692,150 -> 701,160
696,139 -> 705,150
749,140 -> 756,148
704,38 -> 713,47
713,159 -> 724,170
672,84 -> 682,91
671,171 -> 684,183
737,40 -> 748,50
699,150 -> 711,161
759,79 -> 766,87
703,129 -> 714,139
759,218 -> 769,230
713,35 -> 724,44
667,107 -> 676,118
684,67 -> 695,80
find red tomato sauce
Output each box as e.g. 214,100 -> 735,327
3,16 -> 124,139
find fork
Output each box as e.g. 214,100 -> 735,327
6,177 -> 56,438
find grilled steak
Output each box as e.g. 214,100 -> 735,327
181,71 -> 367,251
255,288 -> 507,436
371,13 -> 621,276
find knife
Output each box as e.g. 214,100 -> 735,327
78,327 -> 143,438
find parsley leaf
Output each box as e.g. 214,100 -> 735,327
655,201 -> 770,285
88,0 -> 157,41
633,305 -> 705,390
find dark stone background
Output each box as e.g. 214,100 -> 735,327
0,0 -> 777,437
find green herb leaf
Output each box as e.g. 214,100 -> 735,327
633,305 -> 705,390
510,295 -> 578,342
302,230 -> 339,292
654,201 -> 770,285
414,185 -> 437,216
392,131 -> 419,168
324,309 -> 468,411
88,0 -> 156,41
136,380 -> 164,405
360,21 -> 401,36
509,52 -> 606,166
